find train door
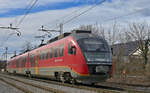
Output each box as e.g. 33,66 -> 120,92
35,51 -> 39,75
19,58 -> 21,73
67,42 -> 77,65
27,53 -> 30,73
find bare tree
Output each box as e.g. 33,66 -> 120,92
94,24 -> 106,39
76,24 -> 106,39
76,23 -> 121,45
77,25 -> 93,31
106,22 -> 121,45
127,22 -> 150,68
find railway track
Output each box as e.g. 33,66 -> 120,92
0,73 -> 124,93
98,82 -> 150,93
0,73 -> 66,93
1,73 -> 149,93
0,77 -> 33,93
17,74 -> 150,93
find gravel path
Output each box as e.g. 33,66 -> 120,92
2,74 -> 97,93
0,80 -> 23,93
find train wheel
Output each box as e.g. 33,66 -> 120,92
54,72 -> 60,81
28,73 -> 32,78
13,71 -> 16,74
70,78 -> 76,84
60,75 -> 65,83
26,71 -> 32,78
91,83 -> 95,86
64,73 -> 71,82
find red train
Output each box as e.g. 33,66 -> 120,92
7,30 -> 112,84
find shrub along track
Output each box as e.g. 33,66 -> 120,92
1,73 -> 149,93
0,74 -> 66,93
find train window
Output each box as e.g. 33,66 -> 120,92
30,55 -> 35,67
22,57 -> 26,67
40,52 -> 43,60
54,47 -> 58,57
42,52 -> 45,60
40,52 -> 42,60
59,44 -> 64,57
21,58 -> 24,67
68,43 -> 71,54
25,56 -> 27,63
49,48 -> 53,58
68,43 -> 76,55
30,56 -> 32,66
46,50 -> 49,59
16,59 -> 19,68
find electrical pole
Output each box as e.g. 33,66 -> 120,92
14,51 -> 16,56
39,23 -> 64,36
59,23 -> 63,35
5,47 -> 8,62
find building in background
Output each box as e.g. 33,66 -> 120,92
0,60 -> 7,72
112,41 -> 139,62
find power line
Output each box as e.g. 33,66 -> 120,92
98,6 -> 150,24
0,32 -> 19,48
14,0 -> 105,52
63,0 -> 106,25
40,0 -> 106,36
44,5 -> 94,28
4,0 -> 39,50
11,0 -> 35,26
43,0 -> 105,30
16,0 -> 38,27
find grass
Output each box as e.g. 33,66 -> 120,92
111,56 -> 150,85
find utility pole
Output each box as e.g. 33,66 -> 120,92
5,47 -> 8,62
14,51 -> 16,56
39,23 -> 63,36
59,23 -> 63,35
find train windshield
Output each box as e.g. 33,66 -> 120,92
77,38 -> 112,63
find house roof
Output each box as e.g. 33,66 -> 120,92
112,41 -> 139,56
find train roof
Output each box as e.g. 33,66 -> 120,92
47,30 -> 103,43
47,30 -> 92,43
10,30 -> 103,59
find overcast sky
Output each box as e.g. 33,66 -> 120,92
0,0 -> 150,59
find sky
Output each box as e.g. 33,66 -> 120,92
0,0 -> 150,59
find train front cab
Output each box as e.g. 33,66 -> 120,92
72,35 -> 112,83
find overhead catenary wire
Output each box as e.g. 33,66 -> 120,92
40,0 -> 106,36
0,32 -> 19,48
43,0 -> 106,30
44,5 -> 95,28
0,0 -> 39,49
1,1 -> 150,57
98,6 -> 150,24
11,0 -> 35,26
0,0 -> 39,52
11,5 -> 150,56
16,0 -> 38,27
63,0 -> 106,25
